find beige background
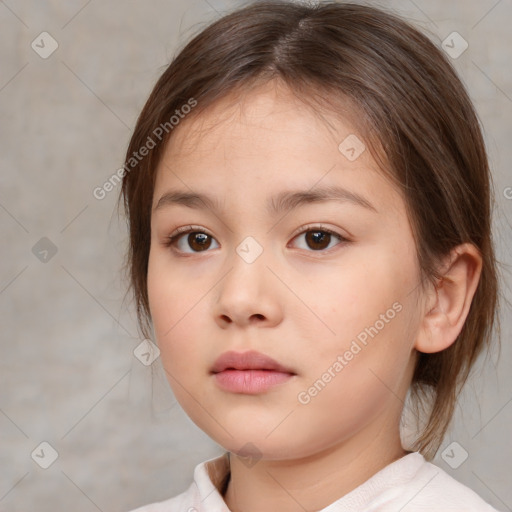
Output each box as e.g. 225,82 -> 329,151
0,0 -> 511,511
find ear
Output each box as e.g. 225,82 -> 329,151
414,243 -> 483,354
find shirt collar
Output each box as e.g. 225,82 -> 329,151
193,452 -> 231,512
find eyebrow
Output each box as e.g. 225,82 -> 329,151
153,185 -> 377,215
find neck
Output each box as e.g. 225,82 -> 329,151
223,418 -> 408,512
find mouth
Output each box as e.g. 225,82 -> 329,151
211,350 -> 296,374
211,350 -> 296,394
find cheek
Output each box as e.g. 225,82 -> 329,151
297,259 -> 399,355
292,304 -> 415,445
147,247 -> 194,329
147,251 -> 215,382
147,254 -> 190,358
298,247 -> 418,387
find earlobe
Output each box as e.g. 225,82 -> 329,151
414,243 -> 483,354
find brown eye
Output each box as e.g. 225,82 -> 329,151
187,232 -> 212,252
305,230 -> 332,251
166,225 -> 347,255
291,226 -> 346,252
166,227 -> 220,254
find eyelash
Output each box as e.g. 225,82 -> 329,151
164,224 -> 348,254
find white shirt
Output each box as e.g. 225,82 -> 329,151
128,451 -> 501,511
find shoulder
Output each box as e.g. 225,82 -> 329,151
124,452 -> 230,512
380,455 -> 501,511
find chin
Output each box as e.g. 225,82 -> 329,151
204,425 -> 319,462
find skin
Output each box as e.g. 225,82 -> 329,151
147,79 -> 482,512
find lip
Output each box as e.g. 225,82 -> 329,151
211,350 -> 296,394
211,350 -> 295,373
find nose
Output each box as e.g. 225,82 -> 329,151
212,245 -> 283,329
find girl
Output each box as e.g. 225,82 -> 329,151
121,1 -> 502,510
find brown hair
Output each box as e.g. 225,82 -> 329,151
120,0 -> 501,460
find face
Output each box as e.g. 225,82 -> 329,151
148,81 -> 425,461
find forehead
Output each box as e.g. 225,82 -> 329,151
162,81 -> 362,160
152,81 -> 404,219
